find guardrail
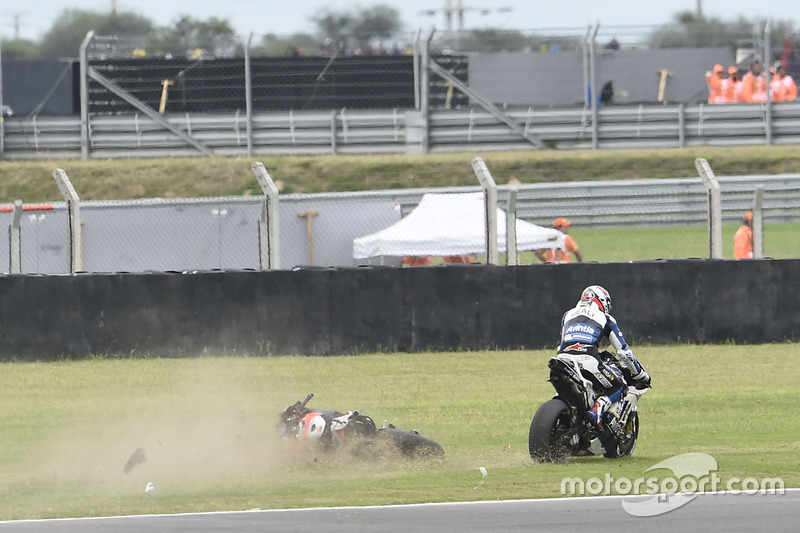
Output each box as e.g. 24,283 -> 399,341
4,102 -> 800,159
512,174 -> 800,228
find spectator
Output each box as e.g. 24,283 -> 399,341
740,61 -> 767,103
705,64 -> 726,104
733,212 -> 754,259
442,255 -> 473,264
535,218 -> 583,264
723,66 -> 741,103
770,64 -> 798,102
403,256 -> 433,267
360,42 -> 374,56
600,81 -> 614,105
769,65 -> 783,101
781,64 -> 798,102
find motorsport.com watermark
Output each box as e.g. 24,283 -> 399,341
560,453 -> 785,517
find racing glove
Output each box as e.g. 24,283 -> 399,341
631,369 -> 651,389
618,348 -> 638,372
620,349 -> 651,388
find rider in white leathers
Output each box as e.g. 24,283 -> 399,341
557,285 -> 651,430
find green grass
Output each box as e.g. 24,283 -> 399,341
4,145 -> 800,201
571,223 -> 800,262
0,344 -> 798,519
481,223 -> 799,264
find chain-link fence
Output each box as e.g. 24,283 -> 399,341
85,32 -> 421,114
2,165 -> 797,275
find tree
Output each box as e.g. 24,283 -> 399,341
351,5 -> 402,42
254,33 -> 319,57
1,38 -> 42,60
313,12 -> 355,42
434,29 -> 580,54
38,9 -> 153,59
445,29 -> 542,53
649,11 -> 793,49
312,4 -> 403,52
146,15 -> 240,58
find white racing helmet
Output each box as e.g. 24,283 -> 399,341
581,285 -> 612,314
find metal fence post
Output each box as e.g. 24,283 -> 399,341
589,23 -> 599,150
471,156 -> 499,265
9,199 -> 22,273
764,21 -> 773,145
419,29 -> 435,153
330,110 -> 338,154
695,158 -> 722,259
506,188 -> 518,266
252,161 -> 280,270
244,33 -> 254,157
52,168 -> 83,272
581,26 -> 591,110
753,185 -> 765,258
678,104 -> 685,148
79,31 -> 95,161
413,29 -> 421,110
0,43 -> 5,158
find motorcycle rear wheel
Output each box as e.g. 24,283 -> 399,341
529,399 -> 572,463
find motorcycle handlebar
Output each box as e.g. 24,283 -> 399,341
301,393 -> 314,408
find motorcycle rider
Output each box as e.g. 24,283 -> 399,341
557,285 -> 651,431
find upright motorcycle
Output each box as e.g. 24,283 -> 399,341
278,394 -> 444,458
529,352 -> 648,462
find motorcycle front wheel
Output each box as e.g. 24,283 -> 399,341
528,399 -> 572,463
602,410 -> 639,458
381,428 -> 445,458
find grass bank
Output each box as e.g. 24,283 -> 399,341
2,145 -> 800,202
0,344 -> 797,519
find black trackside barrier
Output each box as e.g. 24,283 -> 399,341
0,259 -> 797,361
329,267 -> 403,355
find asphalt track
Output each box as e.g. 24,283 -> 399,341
1,490 -> 797,532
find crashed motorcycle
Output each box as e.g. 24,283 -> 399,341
529,351 -> 648,462
278,394 -> 444,458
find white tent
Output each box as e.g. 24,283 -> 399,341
353,192 -> 565,259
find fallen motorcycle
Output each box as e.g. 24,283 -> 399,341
529,351 -> 648,462
277,394 -> 444,458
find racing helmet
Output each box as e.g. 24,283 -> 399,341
581,285 -> 612,314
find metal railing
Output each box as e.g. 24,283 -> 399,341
5,101 -> 800,159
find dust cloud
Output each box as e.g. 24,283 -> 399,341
2,363 -> 303,511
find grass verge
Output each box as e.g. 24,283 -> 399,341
0,344 -> 798,519
3,145 -> 800,201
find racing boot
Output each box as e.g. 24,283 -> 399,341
587,396 -> 611,431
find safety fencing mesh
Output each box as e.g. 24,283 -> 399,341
84,32 -> 428,115
1,172 -> 797,275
